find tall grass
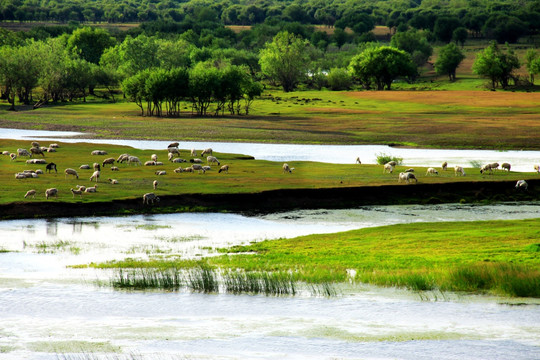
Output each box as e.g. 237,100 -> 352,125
375,152 -> 403,165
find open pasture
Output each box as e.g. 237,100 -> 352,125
0,139 -> 536,207
1,89 -> 539,149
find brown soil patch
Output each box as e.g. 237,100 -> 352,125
225,25 -> 252,33
345,91 -> 540,107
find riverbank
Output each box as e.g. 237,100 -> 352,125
2,179 -> 538,220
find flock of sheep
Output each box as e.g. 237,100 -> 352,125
5,141 -> 231,204
4,141 -> 536,204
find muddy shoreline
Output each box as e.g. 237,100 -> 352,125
1,179 -> 538,220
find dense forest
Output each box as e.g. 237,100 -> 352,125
0,0 -> 539,115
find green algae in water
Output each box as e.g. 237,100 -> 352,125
29,340 -> 121,353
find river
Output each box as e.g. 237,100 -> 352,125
0,204 -> 539,360
2,128 -> 539,172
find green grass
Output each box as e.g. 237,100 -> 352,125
94,218 -> 540,297
1,139 -> 536,208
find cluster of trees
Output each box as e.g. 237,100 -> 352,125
2,0 -> 540,44
122,65 -> 262,117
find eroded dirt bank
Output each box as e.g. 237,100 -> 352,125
1,179 -> 538,220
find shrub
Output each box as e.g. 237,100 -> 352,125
375,152 -> 403,165
326,67 -> 353,91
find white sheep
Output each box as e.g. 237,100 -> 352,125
190,158 -> 203,164
9,153 -> 16,161
17,148 -> 31,157
219,165 -> 229,173
127,156 -> 142,166
386,161 -> 397,167
155,170 -> 166,175
168,147 -> 180,157
283,163 -> 294,173
47,147 -> 56,153
201,148 -> 213,157
76,185 -> 86,192
45,188 -> 58,199
24,189 -> 36,198
383,163 -> 394,174
26,159 -> 47,164
155,161 -> 164,166
151,154 -> 158,162
31,141 -> 40,148
405,168 -> 414,173
534,164 -> 540,173
172,158 -> 186,163
480,164 -> 493,174
35,169 -> 44,175
64,168 -> 79,179
153,180 -> 158,189
15,173 -> 28,179
49,143 -> 59,148
117,154 -> 130,163
426,167 -> 438,176
501,163 -> 511,171
190,149 -> 197,157
30,147 -> 45,157
183,166 -> 194,173
91,150 -> 107,155
168,152 -> 175,161
168,142 -> 179,148
85,185 -> 98,193
202,165 -> 212,172
93,163 -> 101,171
191,164 -> 205,173
207,156 -> 220,166
79,164 -> 91,169
174,167 -> 184,173
144,161 -> 156,166
515,180 -> 528,191
108,178 -> 119,184
489,162 -> 500,171
398,172 -> 417,184
2,150 -> 9,155
454,166 -> 466,176
143,192 -> 160,205
111,166 -> 119,171
90,170 -> 100,183
70,188 -> 83,198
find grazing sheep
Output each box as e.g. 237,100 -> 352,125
426,167 -> 438,176
93,163 -> 101,171
355,157 -> 361,164
201,148 -> 213,157
207,156 -> 220,166
155,161 -> 164,166
174,167 -> 184,173
489,162 -> 500,171
386,161 -> 397,167
85,185 -> 97,193
190,158 -> 203,164
127,156 -> 142,166
117,153 -> 130,163
76,185 -> 86,192
480,164 -> 493,174
383,163 -> 394,174
501,163 -> 511,171
168,142 -> 179,148
172,158 -> 187,163
15,173 -> 28,179
39,146 -> 48,152
534,164 -> 540,173
151,154 -> 158,162
90,170 -> 100,182
155,170 -> 166,176
168,147 -> 180,157
515,180 -> 528,191
9,153 -> 16,161
168,152 -> 175,161
49,143 -> 59,148
35,169 -> 43,175
144,161 -> 156,166
46,162 -> 57,173
153,180 -> 158,189
70,188 -> 83,198
405,168 -> 414,173
31,141 -> 40,148
24,189 -> 36,199
202,165 -> 211,172
47,147 -> 56,153
111,166 -> 119,171
398,172 -> 417,184
108,178 -> 118,184
442,162 -> 448,171
143,192 -> 160,205
45,188 -> 58,199
190,149 -> 197,157
102,158 -> 115,167
91,150 -> 107,155
80,164 -> 91,170
183,166 -> 194,173
2,150 -> 9,155
283,163 -> 295,173
219,165 -> 229,173
17,148 -> 31,157
454,166 -> 466,176
26,159 -> 47,164
191,164 -> 205,173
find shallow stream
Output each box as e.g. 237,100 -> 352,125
1,203 -> 539,359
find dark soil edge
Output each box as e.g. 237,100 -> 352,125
1,179 -> 539,220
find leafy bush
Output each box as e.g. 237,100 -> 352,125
375,152 -> 403,165
326,67 -> 353,90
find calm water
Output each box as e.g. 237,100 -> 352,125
2,128 -> 539,172
1,204 -> 539,359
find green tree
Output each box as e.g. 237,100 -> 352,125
66,27 -> 116,64
473,41 -> 520,89
452,27 -> 468,48
435,43 -> 465,81
189,64 -> 220,116
326,68 -> 353,91
390,30 -> 433,67
525,48 -> 539,84
348,46 -> 416,90
259,31 -> 311,92
433,17 -> 461,43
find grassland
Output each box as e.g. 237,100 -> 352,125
1,88 -> 540,149
93,218 -> 540,297
0,139 -> 537,213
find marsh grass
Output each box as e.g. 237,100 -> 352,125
112,268 -> 183,290
29,240 -> 76,254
